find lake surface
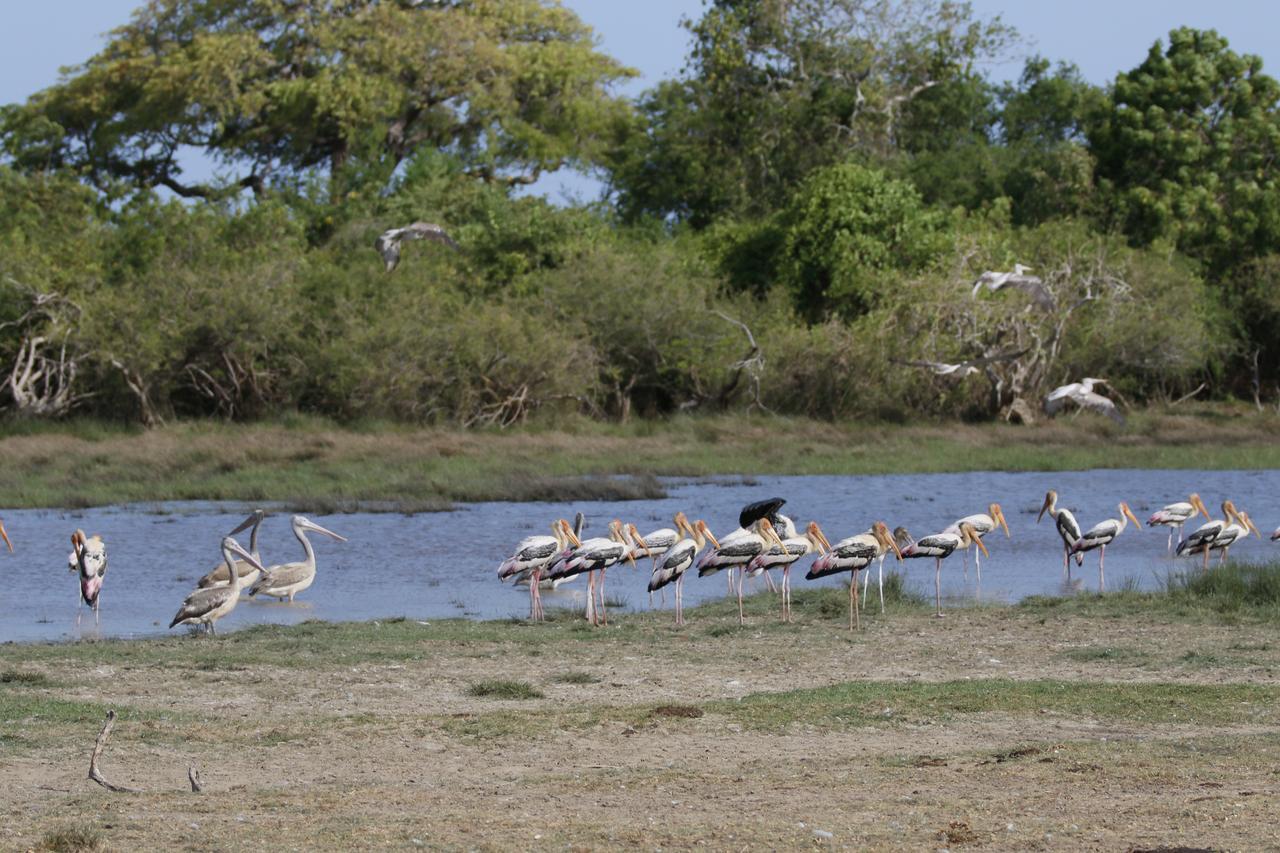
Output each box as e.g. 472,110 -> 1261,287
2,469 -> 1277,643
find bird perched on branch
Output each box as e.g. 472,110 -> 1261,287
971,263 -> 1054,311
374,222 -> 460,272
1044,377 -> 1124,424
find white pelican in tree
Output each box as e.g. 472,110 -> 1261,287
648,517 -> 716,626
1037,490 -> 1084,575
1147,494 -> 1209,553
697,517 -> 786,626
941,502 -> 1011,583
545,520 -> 642,626
901,522 -> 987,618
498,514 -> 581,622
1070,502 -> 1141,590
375,222 -> 460,272
170,537 -> 265,636
248,516 -> 347,602
70,530 -> 107,626
1177,500 -> 1241,572
971,263 -> 1054,311
747,520 -> 829,622
806,522 -> 900,628
1044,378 -> 1124,424
197,510 -> 268,589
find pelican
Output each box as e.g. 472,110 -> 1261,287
70,530 -> 107,626
248,516 -> 347,602
1070,502 -> 1141,590
901,522 -> 987,618
941,502 -> 1010,583
1147,494 -> 1209,553
374,221 -> 460,272
806,522 -> 900,628
696,517 -> 786,625
545,519 -> 641,626
971,263 -> 1054,311
1037,490 -> 1083,574
747,520 -> 829,622
1044,378 -> 1124,424
170,537 -> 265,635
1178,500 -> 1241,571
648,517 -> 714,626
498,516 -> 580,621
197,510 -> 267,589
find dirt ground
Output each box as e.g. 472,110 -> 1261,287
2,601 -> 1279,851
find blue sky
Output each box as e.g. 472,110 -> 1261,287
3,1 -> 1278,200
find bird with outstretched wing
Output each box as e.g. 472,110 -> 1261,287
374,222 -> 460,272
971,264 -> 1054,312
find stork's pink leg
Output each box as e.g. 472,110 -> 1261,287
737,566 -> 745,625
1098,546 -> 1105,591
934,558 -> 943,618
586,571 -> 596,624
764,570 -> 777,594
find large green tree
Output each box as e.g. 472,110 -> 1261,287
0,0 -> 634,199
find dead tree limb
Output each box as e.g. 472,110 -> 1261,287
88,710 -> 143,793
1171,382 -> 1207,407
712,310 -> 771,413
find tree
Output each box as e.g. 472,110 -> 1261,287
1090,28 -> 1280,272
1,0 -> 634,200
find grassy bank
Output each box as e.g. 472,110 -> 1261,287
2,406 -> 1279,510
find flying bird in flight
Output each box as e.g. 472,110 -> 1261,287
971,264 -> 1054,311
1044,377 -> 1124,424
375,222 -> 460,272
899,348 -> 1029,379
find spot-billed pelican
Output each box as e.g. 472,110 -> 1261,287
696,518 -> 786,625
1044,378 -> 1124,424
806,522 -> 902,628
1070,502 -> 1141,590
747,520 -> 829,622
1147,494 -> 1209,553
248,516 -> 347,602
498,515 -> 580,622
70,530 -> 107,626
902,522 -> 987,618
170,537 -> 265,635
1038,490 -> 1083,574
648,517 -> 715,626
1177,500 -> 1241,572
941,502 -> 1010,583
375,221 -> 460,272
971,264 -> 1054,311
197,510 -> 267,589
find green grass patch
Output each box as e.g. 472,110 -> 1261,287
0,670 -> 53,686
37,825 -> 106,852
466,680 -> 544,700
1061,646 -> 1152,664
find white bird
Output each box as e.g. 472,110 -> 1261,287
248,516 -> 347,602
197,510 -> 267,589
941,502 -> 1011,583
70,530 -> 107,626
498,515 -> 580,622
899,349 -> 1029,380
1147,494 -> 1209,553
648,517 -> 715,626
1177,500 -> 1241,572
806,521 -> 901,627
1070,502 -> 1141,590
1044,377 -> 1124,424
1038,490 -> 1084,574
170,537 -> 264,635
696,518 -> 786,625
747,520 -> 829,622
971,263 -> 1054,311
901,522 -> 987,618
545,520 -> 641,626
1206,510 -> 1261,564
1272,526 -> 1280,542
374,221 -> 460,272
626,514 -> 687,604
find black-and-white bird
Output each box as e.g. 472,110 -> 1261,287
1176,499 -> 1240,571
696,516 -> 786,626
1044,378 -> 1124,424
545,520 -> 641,626
648,517 -> 715,626
1147,494 -> 1209,553
374,221 -> 460,272
1037,490 -> 1084,574
498,515 -> 580,622
901,522 -> 987,618
941,502 -> 1011,583
1070,502 -> 1141,590
747,520 -> 829,623
806,521 -> 900,627
971,263 -> 1054,311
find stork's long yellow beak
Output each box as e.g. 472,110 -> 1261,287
995,504 -> 1011,538
1122,503 -> 1141,529
0,520 -> 11,553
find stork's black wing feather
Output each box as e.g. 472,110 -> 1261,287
739,497 -> 786,530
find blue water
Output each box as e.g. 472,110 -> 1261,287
2,469 -> 1276,642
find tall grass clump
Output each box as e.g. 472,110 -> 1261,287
1168,561 -> 1280,615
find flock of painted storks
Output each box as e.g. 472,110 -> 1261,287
499,492 -> 1276,630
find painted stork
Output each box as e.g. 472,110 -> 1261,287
901,522 -> 987,618
1147,494 -> 1209,553
1272,526 -> 1280,542
747,520 -> 829,622
197,510 -> 268,589
545,519 -> 643,626
626,514 -> 686,604
248,516 -> 347,602
1177,500 -> 1241,572
0,519 -> 11,555
498,515 -> 580,622
1070,502 -> 1141,590
1180,504 -> 1259,568
696,517 -> 786,625
1037,490 -> 1083,574
70,530 -> 107,626
1208,510 -> 1261,564
170,537 -> 265,635
941,502 -> 1010,583
806,522 -> 900,628
648,517 -> 715,626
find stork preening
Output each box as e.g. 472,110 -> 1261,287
648,517 -> 715,626
374,221 -> 460,272
1070,502 -> 1141,590
170,537 -> 265,635
198,510 -> 267,589
498,515 -> 580,622
748,520 -> 829,622
942,502 -> 1010,583
70,530 -> 107,626
807,522 -> 900,628
902,522 -> 987,618
1177,500 -> 1241,572
697,516 -> 786,625
1038,490 -> 1083,575
1147,494 -> 1209,553
1044,378 -> 1124,424
248,516 -> 347,602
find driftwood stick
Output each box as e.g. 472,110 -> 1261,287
188,765 -> 204,793
88,710 -> 143,793
1171,382 -> 1207,407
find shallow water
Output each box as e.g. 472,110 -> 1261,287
2,469 -> 1277,643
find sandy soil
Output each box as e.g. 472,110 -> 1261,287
2,606 -> 1279,851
